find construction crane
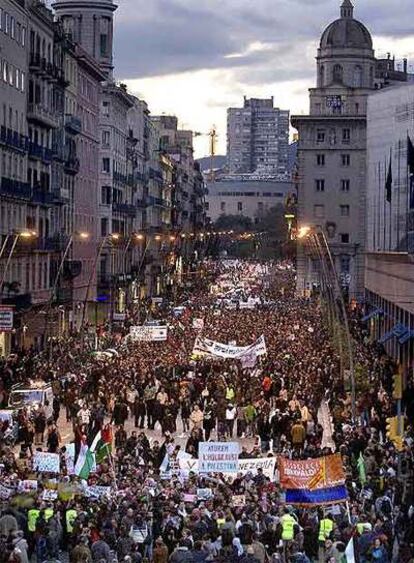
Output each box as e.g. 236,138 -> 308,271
194,126 -> 218,182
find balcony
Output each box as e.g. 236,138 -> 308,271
136,198 -> 148,208
0,126 -> 28,153
64,156 -> 80,175
29,52 -> 41,72
31,189 -> 55,206
0,177 -> 31,200
28,142 -> 44,160
112,202 -> 136,217
27,103 -> 58,129
65,114 -> 82,135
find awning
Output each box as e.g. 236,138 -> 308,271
399,330 -> 414,345
361,307 -> 383,322
379,330 -> 395,344
379,324 -> 409,344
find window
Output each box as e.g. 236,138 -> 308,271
353,65 -> 363,87
101,185 -> 111,205
8,64 -> 13,85
21,72 -> 25,92
204,201 -> 209,210
340,254 -> 351,273
342,128 -> 351,143
314,204 -> 325,219
15,68 -> 19,90
100,34 -> 108,56
341,154 -> 350,166
10,16 -> 15,39
100,218 -> 108,237
102,158 -> 110,173
333,64 -> 343,83
340,204 -> 350,216
237,201 -> 243,212
102,130 -> 110,146
102,101 -> 110,117
341,179 -> 350,192
317,129 -> 325,143
220,202 -> 226,212
340,234 -> 350,243
315,179 -> 325,192
2,62 -> 7,82
4,12 -> 9,34
0,8 -> 2,30
258,202 -> 263,213
317,154 -> 325,166
21,26 -> 26,46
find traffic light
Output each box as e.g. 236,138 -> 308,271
386,416 -> 398,441
393,372 -> 403,400
394,436 -> 404,452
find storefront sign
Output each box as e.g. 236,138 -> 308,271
0,306 -> 13,332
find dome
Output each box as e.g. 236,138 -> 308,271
320,1 -> 373,51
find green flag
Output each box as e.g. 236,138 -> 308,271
357,452 -> 366,486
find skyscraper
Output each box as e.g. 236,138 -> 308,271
227,97 -> 289,176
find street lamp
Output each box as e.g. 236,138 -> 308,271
298,224 -> 356,422
0,231 -> 37,301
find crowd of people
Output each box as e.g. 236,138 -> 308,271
0,260 -> 413,563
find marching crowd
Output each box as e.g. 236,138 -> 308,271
0,260 -> 413,563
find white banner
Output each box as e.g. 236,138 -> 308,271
33,452 -> 60,473
317,400 -> 336,452
178,456 -> 276,481
129,325 -> 168,342
192,334 -> 266,359
199,442 -> 240,473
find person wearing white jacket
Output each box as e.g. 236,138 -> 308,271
225,403 -> 237,438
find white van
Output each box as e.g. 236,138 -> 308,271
8,381 -> 54,421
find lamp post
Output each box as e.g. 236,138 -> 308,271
46,231 -> 89,357
298,225 -> 356,422
80,233 -> 121,343
0,231 -> 37,302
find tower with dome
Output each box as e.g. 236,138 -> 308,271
292,0 -> 391,301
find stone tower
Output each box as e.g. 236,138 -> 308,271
52,0 -> 117,77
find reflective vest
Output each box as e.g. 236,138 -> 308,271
66,509 -> 77,533
44,508 -> 54,521
356,522 -> 369,535
281,514 -> 296,540
226,387 -> 235,401
28,509 -> 40,532
319,518 -> 334,542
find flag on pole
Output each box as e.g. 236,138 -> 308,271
91,425 -> 113,464
74,442 -> 95,480
357,452 -> 366,486
345,537 -> 356,562
385,157 -> 392,203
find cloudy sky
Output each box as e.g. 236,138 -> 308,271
114,0 -> 414,157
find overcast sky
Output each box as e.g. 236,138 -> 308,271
114,0 -> 414,157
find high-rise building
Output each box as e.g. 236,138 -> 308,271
227,97 -> 289,176
292,0 -> 379,300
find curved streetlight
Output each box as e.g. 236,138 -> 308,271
298,225 -> 356,422
0,231 -> 37,302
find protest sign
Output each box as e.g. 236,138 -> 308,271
0,485 -> 13,499
18,480 -> 38,492
192,335 -> 267,360
197,488 -> 213,500
232,495 -> 246,507
129,325 -> 168,342
199,442 -> 239,473
279,454 -> 347,505
65,443 -> 76,475
33,452 -> 60,474
236,457 -> 276,480
42,490 -> 58,501
183,493 -> 197,503
192,318 -> 204,331
83,485 -> 111,499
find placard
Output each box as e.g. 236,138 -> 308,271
129,325 -> 168,342
33,452 -> 60,473
198,442 -> 240,473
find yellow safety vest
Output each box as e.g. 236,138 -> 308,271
28,509 -> 40,532
44,508 -> 54,521
319,518 -> 334,542
281,514 -> 296,540
66,509 -> 77,533
226,388 -> 235,401
356,522 -> 368,535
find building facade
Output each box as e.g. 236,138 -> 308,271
292,0 -> 377,300
364,83 -> 414,365
227,97 -> 289,176
205,178 -> 292,224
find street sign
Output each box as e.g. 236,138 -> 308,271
0,306 -> 13,332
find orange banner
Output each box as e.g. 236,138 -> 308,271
279,454 -> 345,491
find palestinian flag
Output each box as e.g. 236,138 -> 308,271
74,442 -> 95,480
91,425 -> 113,464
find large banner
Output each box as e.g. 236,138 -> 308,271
129,325 -> 168,342
279,454 -> 347,506
199,442 -> 240,473
178,455 -> 276,480
192,335 -> 267,360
